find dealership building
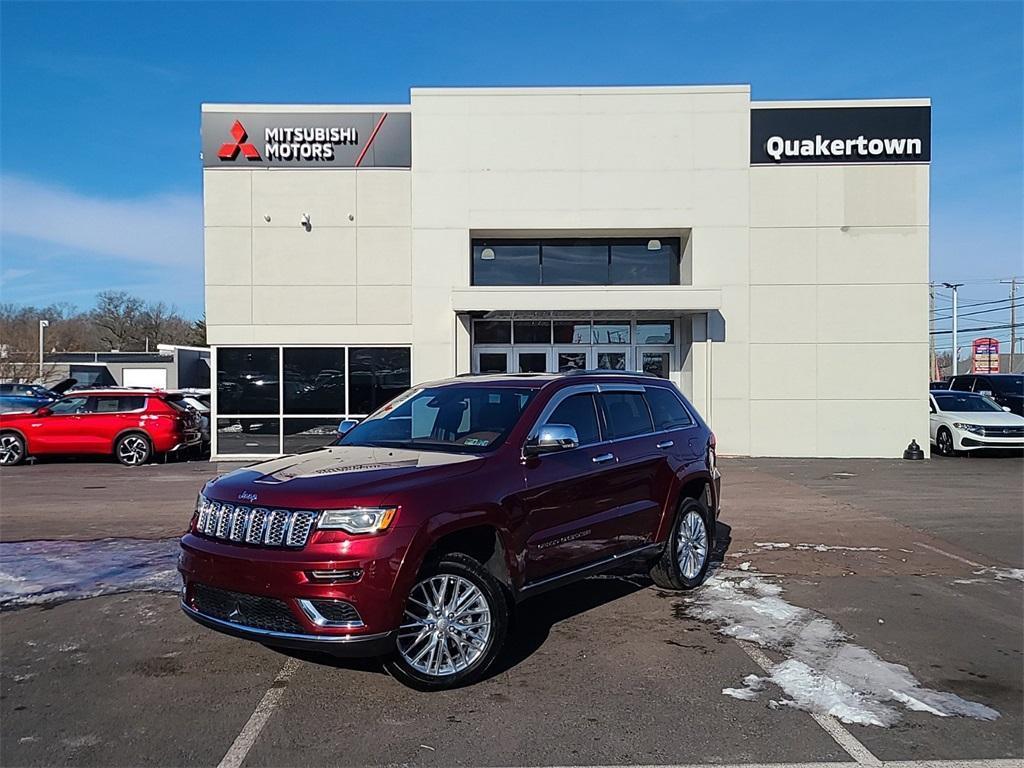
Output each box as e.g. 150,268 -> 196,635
201,85 -> 930,459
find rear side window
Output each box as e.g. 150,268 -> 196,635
92,396 -> 146,413
644,387 -> 693,431
599,392 -> 654,439
546,393 -> 601,446
949,377 -> 972,392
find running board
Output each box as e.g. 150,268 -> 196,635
517,543 -> 663,601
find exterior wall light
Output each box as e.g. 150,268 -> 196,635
481,247 -> 496,260
647,239 -> 662,251
300,213 -> 311,231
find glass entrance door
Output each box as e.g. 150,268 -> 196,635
513,347 -> 550,373
553,347 -> 592,373
637,347 -> 674,379
595,346 -> 632,372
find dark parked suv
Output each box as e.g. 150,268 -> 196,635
947,374 -> 1024,416
179,371 -> 721,689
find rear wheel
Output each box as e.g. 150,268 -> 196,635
0,432 -> 26,466
115,433 -> 152,466
936,427 -> 957,457
650,496 -> 712,590
383,553 -> 509,691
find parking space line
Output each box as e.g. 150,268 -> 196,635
914,542 -> 986,569
217,658 -> 300,768
517,762 -> 1022,768
735,640 -> 882,767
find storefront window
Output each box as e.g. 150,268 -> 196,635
217,348 -> 279,415
216,418 -> 280,454
284,418 -> 342,454
349,348 -> 412,415
610,241 -> 680,285
472,242 -> 540,285
478,353 -> 508,374
541,243 -> 608,285
593,321 -> 631,344
636,321 -> 674,344
471,238 -> 681,286
513,320 -> 551,344
474,320 -> 512,344
553,321 -> 593,344
213,345 -> 410,456
283,348 -> 345,414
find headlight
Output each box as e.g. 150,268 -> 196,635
317,507 -> 397,534
952,423 -> 984,434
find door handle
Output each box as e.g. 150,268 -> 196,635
656,440 -> 674,449
592,453 -> 615,464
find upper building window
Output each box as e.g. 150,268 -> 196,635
471,238 -> 680,287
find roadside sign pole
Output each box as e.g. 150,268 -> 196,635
943,283 -> 963,377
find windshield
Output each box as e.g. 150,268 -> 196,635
339,386 -> 537,453
990,376 -> 1023,395
933,392 -> 1003,413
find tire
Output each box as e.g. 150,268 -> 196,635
936,427 -> 957,457
115,433 -> 152,466
650,496 -> 712,590
0,432 -> 26,466
383,552 -> 509,691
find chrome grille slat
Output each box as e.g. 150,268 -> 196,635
216,504 -> 234,539
287,511 -> 316,547
195,498 -> 317,549
230,507 -> 250,542
246,508 -> 268,543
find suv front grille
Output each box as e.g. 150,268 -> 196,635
191,583 -> 303,634
196,499 -> 318,548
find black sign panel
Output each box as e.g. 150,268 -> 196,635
750,106 -> 930,165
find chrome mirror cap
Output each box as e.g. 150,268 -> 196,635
525,424 -> 579,455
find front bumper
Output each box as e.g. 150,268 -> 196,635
957,434 -> 1024,450
180,600 -> 396,656
178,530 -> 412,652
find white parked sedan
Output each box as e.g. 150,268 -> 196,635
929,391 -> 1024,456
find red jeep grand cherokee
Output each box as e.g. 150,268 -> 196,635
180,371 -> 720,689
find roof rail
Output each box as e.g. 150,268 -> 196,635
563,369 -> 659,378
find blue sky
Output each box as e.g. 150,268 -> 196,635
1,1 -> 1021,351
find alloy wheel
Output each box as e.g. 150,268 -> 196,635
938,430 -> 953,455
118,436 -> 149,465
0,435 -> 23,465
676,509 -> 708,579
397,574 -> 492,678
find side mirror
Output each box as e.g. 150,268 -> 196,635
336,419 -> 359,437
524,424 -> 579,456
36,406 -> 52,417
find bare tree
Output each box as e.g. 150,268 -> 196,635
91,291 -> 146,350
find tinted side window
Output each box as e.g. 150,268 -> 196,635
547,393 -> 601,446
49,397 -> 89,415
599,392 -> 654,439
949,377 -> 972,392
645,387 -> 693,431
92,396 -> 145,413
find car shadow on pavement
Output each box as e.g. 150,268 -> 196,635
274,520 -> 733,683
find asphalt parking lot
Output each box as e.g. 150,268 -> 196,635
1,454 -> 1021,768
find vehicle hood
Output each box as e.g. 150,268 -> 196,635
937,410 -> 1024,426
203,445 -> 486,508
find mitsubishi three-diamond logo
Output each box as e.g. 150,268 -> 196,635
218,120 -> 260,161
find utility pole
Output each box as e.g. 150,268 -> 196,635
999,277 -> 1019,373
38,319 -> 49,381
943,283 -> 963,378
928,285 -> 936,380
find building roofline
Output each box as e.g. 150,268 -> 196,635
201,103 -> 411,113
410,84 -> 750,97
753,97 -> 930,108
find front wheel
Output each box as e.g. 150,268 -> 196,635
935,427 -> 957,457
115,433 -> 152,466
650,497 -> 712,590
0,432 -> 26,466
383,553 -> 509,691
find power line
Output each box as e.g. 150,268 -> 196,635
930,322 -> 1017,335
931,300 -> 1023,322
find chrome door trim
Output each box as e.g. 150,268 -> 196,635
592,452 -> 614,464
656,440 -> 674,449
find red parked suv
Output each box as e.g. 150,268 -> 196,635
0,389 -> 203,467
179,372 -> 721,689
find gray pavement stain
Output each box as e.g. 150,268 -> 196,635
0,538 -> 179,608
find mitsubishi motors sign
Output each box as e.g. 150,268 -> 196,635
201,109 -> 411,168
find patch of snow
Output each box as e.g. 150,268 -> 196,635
750,542 -> 887,553
0,539 -> 180,609
737,561 -> 752,571
753,542 -> 791,550
687,570 -> 1000,727
723,674 -> 765,700
973,567 -> 1024,583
